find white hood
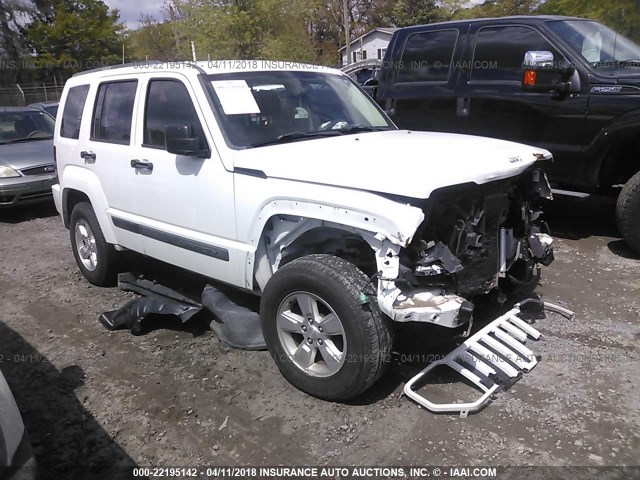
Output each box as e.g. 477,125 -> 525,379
233,130 -> 552,199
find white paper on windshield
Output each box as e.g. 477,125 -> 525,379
211,80 -> 261,115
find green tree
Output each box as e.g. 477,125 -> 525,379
129,0 -> 409,66
454,0 -> 541,19
165,0 -> 318,61
1,0 -> 55,82
256,0 -> 317,62
25,0 -> 127,80
388,0 -> 440,27
131,14 -> 182,61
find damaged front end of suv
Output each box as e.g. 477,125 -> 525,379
376,165 -> 554,330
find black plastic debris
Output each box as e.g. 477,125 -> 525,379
98,273 -> 267,350
99,273 -> 201,335
415,241 -> 464,276
202,285 -> 266,351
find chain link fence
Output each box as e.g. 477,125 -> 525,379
0,83 -> 64,107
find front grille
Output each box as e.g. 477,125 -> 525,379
19,164 -> 56,176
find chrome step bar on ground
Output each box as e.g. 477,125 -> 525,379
403,299 -> 576,418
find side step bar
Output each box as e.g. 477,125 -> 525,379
403,299 -> 575,418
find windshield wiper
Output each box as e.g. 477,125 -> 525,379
249,131 -> 342,148
594,59 -> 640,68
336,125 -> 393,134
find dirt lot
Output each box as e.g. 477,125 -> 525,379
0,198 -> 638,478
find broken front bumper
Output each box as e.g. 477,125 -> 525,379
378,282 -> 472,328
377,231 -> 554,329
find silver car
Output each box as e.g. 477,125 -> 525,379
27,102 -> 59,119
0,107 -> 56,208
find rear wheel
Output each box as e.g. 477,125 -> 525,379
616,171 -> 640,255
69,202 -> 119,286
260,254 -> 392,401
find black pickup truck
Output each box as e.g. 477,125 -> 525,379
369,15 -> 640,253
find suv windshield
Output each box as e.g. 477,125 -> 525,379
0,110 -> 55,144
547,20 -> 640,70
205,70 -> 394,148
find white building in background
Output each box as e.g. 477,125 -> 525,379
339,27 -> 399,66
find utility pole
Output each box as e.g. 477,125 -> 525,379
191,41 -> 197,62
343,0 -> 350,66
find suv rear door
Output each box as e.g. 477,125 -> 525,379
377,25 -> 467,132
84,77 -> 146,253
458,22 -> 588,184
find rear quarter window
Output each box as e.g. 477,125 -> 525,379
60,85 -> 89,139
398,29 -> 459,83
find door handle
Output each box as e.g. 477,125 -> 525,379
457,97 -> 470,117
385,98 -> 396,117
130,159 -> 154,171
80,151 -> 96,162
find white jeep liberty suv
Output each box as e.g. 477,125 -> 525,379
53,61 -> 554,401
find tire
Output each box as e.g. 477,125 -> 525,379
69,202 -> 119,286
616,171 -> 640,255
260,254 -> 392,401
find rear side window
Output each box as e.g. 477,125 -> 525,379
472,26 -> 560,82
60,85 -> 89,139
91,81 -> 137,144
398,30 -> 459,83
143,80 -> 207,149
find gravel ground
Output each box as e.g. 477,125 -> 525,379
0,198 -> 638,479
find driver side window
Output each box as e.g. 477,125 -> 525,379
144,80 -> 207,150
472,26 -> 562,83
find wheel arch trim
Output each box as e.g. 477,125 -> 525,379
60,166 -> 117,244
246,198 -> 421,291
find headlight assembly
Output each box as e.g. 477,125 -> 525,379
0,166 -> 20,178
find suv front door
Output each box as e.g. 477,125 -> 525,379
129,75 -> 241,286
458,23 -> 589,185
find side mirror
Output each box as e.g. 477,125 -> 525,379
524,50 -> 555,67
165,125 -> 205,157
522,50 -> 576,94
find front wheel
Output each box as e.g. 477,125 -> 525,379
260,254 -> 392,401
616,171 -> 640,255
69,202 -> 119,286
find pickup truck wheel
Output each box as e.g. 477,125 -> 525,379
616,171 -> 640,255
260,254 -> 392,401
69,202 -> 119,286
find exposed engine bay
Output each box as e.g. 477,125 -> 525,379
378,166 -> 554,328
400,167 -> 554,296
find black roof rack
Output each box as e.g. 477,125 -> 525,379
72,60 -> 206,77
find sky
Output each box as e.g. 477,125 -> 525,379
103,0 -> 162,30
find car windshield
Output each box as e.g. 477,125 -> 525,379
0,110 -> 55,144
44,105 -> 58,117
547,20 -> 640,69
205,70 -> 394,148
